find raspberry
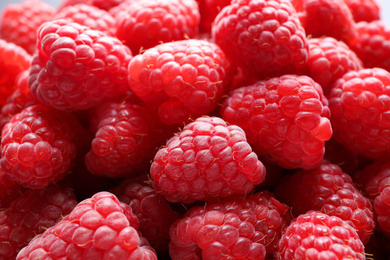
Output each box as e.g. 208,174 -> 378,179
169,191 -> 291,259
85,99 -> 169,178
297,0 -> 357,45
328,68 -> 390,160
58,0 -> 86,11
128,39 -> 231,125
343,0 -> 381,22
112,176 -> 180,255
0,104 -> 80,189
0,168 -> 23,210
54,4 -> 116,36
351,20 -> 390,71
16,191 -> 157,260
275,160 -> 375,244
0,0 -> 56,55
307,37 -> 363,96
221,75 -> 332,170
0,70 -> 39,130
276,211 -> 365,260
115,0 -> 200,54
212,0 -> 309,79
0,39 -> 32,107
29,19 -> 133,111
151,116 -> 266,204
197,0 -> 230,33
0,184 -> 77,259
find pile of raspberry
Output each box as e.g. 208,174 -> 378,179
1,0 -> 390,259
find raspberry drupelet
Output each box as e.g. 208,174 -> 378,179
221,74 -> 332,170
128,39 -> 231,126
115,0 -> 200,54
212,0 -> 308,79
343,0 -> 381,23
0,185 -> 77,259
0,104 -> 80,189
16,191 -> 157,260
275,160 -> 375,244
28,19 -> 133,112
276,211 -> 365,260
328,68 -> 390,160
151,116 -> 266,204
0,0 -> 56,55
169,191 -> 291,259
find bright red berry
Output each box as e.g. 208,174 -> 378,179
169,191 -> 291,259
29,19 -> 132,111
0,184 -> 77,259
0,0 -> 56,55
212,0 -> 309,79
0,105 -> 80,189
151,116 -> 266,204
328,68 -> 390,160
343,0 -> 381,22
16,191 -> 157,260
276,211 -> 365,260
128,39 -> 231,125
221,75 -> 332,170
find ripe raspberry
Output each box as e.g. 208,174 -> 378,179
276,211 -> 365,260
0,39 -> 32,107
297,0 -> 357,45
115,0 -> 200,54
16,192 -> 157,260
0,184 -> 77,259
151,116 -> 266,204
85,100 -> 170,178
307,37 -> 363,96
221,75 -> 332,170
212,0 -> 309,79
0,70 -> 39,130
354,162 -> 390,235
0,168 -> 22,210
0,0 -> 56,55
169,191 -> 291,259
113,176 -> 180,255
0,104 -> 79,189
54,4 -> 116,36
328,68 -> 390,160
343,0 -> 381,22
29,19 -> 133,111
128,39 -> 231,125
351,20 -> 390,71
58,0 -> 85,11
197,0 -> 230,33
275,160 -> 374,244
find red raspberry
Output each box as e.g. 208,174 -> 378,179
0,0 -> 56,55
85,100 -> 169,178
343,0 -> 381,22
0,168 -> 23,210
354,162 -> 390,235
212,0 -> 308,79
307,37 -> 363,96
0,70 -> 39,130
297,0 -> 357,45
221,75 -> 332,170
29,19 -> 133,111
276,211 -> 365,260
275,160 -> 375,244
16,191 -> 157,260
54,4 -> 116,36
351,20 -> 390,71
169,191 -> 291,259
151,116 -> 266,204
58,0 -> 86,11
0,39 -> 32,107
328,68 -> 390,160
0,184 -> 77,259
113,176 -> 180,255
115,0 -> 200,54
128,39 -> 231,125
197,0 -> 230,33
108,0 -> 139,18
0,104 -> 79,189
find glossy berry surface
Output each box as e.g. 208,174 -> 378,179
151,116 -> 266,203
343,0 -> 381,22
221,75 -> 332,170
